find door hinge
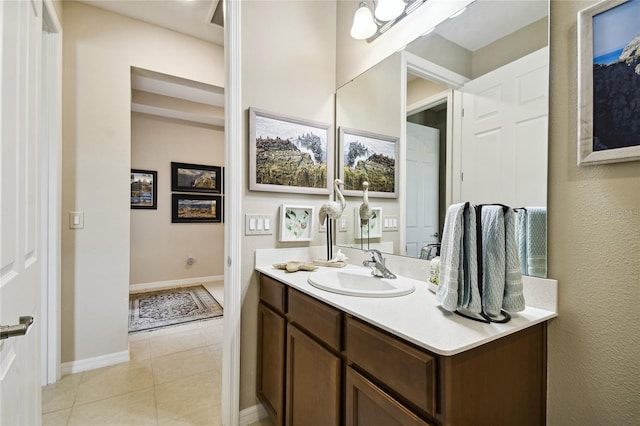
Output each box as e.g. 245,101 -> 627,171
461,108 -> 465,118
461,172 -> 464,181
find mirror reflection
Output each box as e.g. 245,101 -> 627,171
335,0 -> 549,277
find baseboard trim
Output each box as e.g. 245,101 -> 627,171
239,403 -> 268,426
61,350 -> 130,376
129,275 -> 224,293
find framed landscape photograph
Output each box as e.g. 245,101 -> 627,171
249,107 -> 333,195
131,169 -> 157,209
279,204 -> 314,242
578,0 -> 640,165
171,162 -> 222,193
172,194 -> 222,223
339,127 -> 398,198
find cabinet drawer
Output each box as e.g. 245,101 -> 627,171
345,317 -> 436,417
346,367 -> 432,426
260,274 -> 287,314
287,288 -> 342,352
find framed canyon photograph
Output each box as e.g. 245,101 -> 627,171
578,0 -> 640,165
171,162 -> 222,193
249,107 -> 333,195
131,169 -> 157,209
171,194 -> 222,223
339,127 -> 398,198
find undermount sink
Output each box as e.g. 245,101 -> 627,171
307,268 -> 415,298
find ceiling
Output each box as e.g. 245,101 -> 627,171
76,0 -> 224,45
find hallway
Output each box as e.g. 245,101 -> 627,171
42,282 -> 230,425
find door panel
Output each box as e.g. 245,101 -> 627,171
460,48 -> 548,207
1,0 -> 43,424
405,122 -> 439,257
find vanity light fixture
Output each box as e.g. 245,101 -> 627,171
350,1 -> 377,40
350,0 -> 427,42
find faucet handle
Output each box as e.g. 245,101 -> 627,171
365,249 -> 384,263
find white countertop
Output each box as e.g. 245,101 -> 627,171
255,248 -> 557,356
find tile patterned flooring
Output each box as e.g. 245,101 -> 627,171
42,282 -> 235,426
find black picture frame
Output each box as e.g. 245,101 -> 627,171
131,169 -> 157,209
171,194 -> 223,223
171,162 -> 222,193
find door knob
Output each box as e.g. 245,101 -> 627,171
1,316 -> 34,340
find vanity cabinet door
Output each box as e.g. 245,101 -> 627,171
257,302 -> 286,426
346,367 -> 432,426
286,324 -> 341,426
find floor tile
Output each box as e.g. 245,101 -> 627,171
42,373 -> 83,414
75,364 -> 154,405
149,329 -> 207,358
155,371 -> 222,425
152,346 -> 218,385
129,339 -> 151,361
42,408 -> 71,426
68,388 -> 157,426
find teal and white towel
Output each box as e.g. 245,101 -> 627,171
516,209 -> 528,275
480,206 -> 506,317
502,209 -> 525,312
436,203 -> 466,312
461,206 -> 481,313
527,207 -> 547,278
436,203 -> 480,313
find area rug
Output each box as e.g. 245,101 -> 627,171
128,285 -> 223,333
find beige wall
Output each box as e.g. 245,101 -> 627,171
547,1 -> 640,423
61,2 -> 224,363
239,0 -> 337,410
130,113 -> 224,285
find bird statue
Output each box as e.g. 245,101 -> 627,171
319,179 -> 346,260
358,181 -> 373,250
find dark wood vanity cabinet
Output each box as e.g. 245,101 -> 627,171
257,273 -> 547,426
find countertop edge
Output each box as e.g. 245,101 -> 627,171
256,264 -> 557,356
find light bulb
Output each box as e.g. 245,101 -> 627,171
374,0 -> 405,22
350,2 -> 376,40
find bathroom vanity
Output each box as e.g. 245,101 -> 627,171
255,257 -> 557,426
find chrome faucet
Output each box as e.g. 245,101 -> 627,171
363,249 -> 397,279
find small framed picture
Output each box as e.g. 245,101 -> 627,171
577,0 -> 640,165
279,204 -> 314,242
249,107 -> 333,195
131,169 -> 157,209
354,206 -> 382,239
339,127 -> 398,198
172,194 -> 222,223
171,162 -> 222,193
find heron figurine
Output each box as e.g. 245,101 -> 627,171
358,181 -> 372,250
319,178 -> 346,260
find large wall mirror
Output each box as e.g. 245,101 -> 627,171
335,0 -> 549,277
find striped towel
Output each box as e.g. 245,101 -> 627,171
516,209 -> 528,275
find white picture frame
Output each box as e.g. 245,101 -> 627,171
577,0 -> 640,165
279,204 -> 314,242
354,206 -> 382,239
339,127 -> 399,198
249,107 -> 333,194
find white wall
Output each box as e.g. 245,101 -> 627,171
61,1 -> 224,363
239,0 -> 337,410
130,113 -> 224,285
547,0 -> 640,422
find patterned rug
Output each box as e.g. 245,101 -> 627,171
128,285 -> 223,333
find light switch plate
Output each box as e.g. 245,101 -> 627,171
245,214 -> 272,235
69,211 -> 84,229
383,215 -> 398,231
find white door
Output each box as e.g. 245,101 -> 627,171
1,0 -> 44,424
405,122 -> 439,257
460,47 -> 548,207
